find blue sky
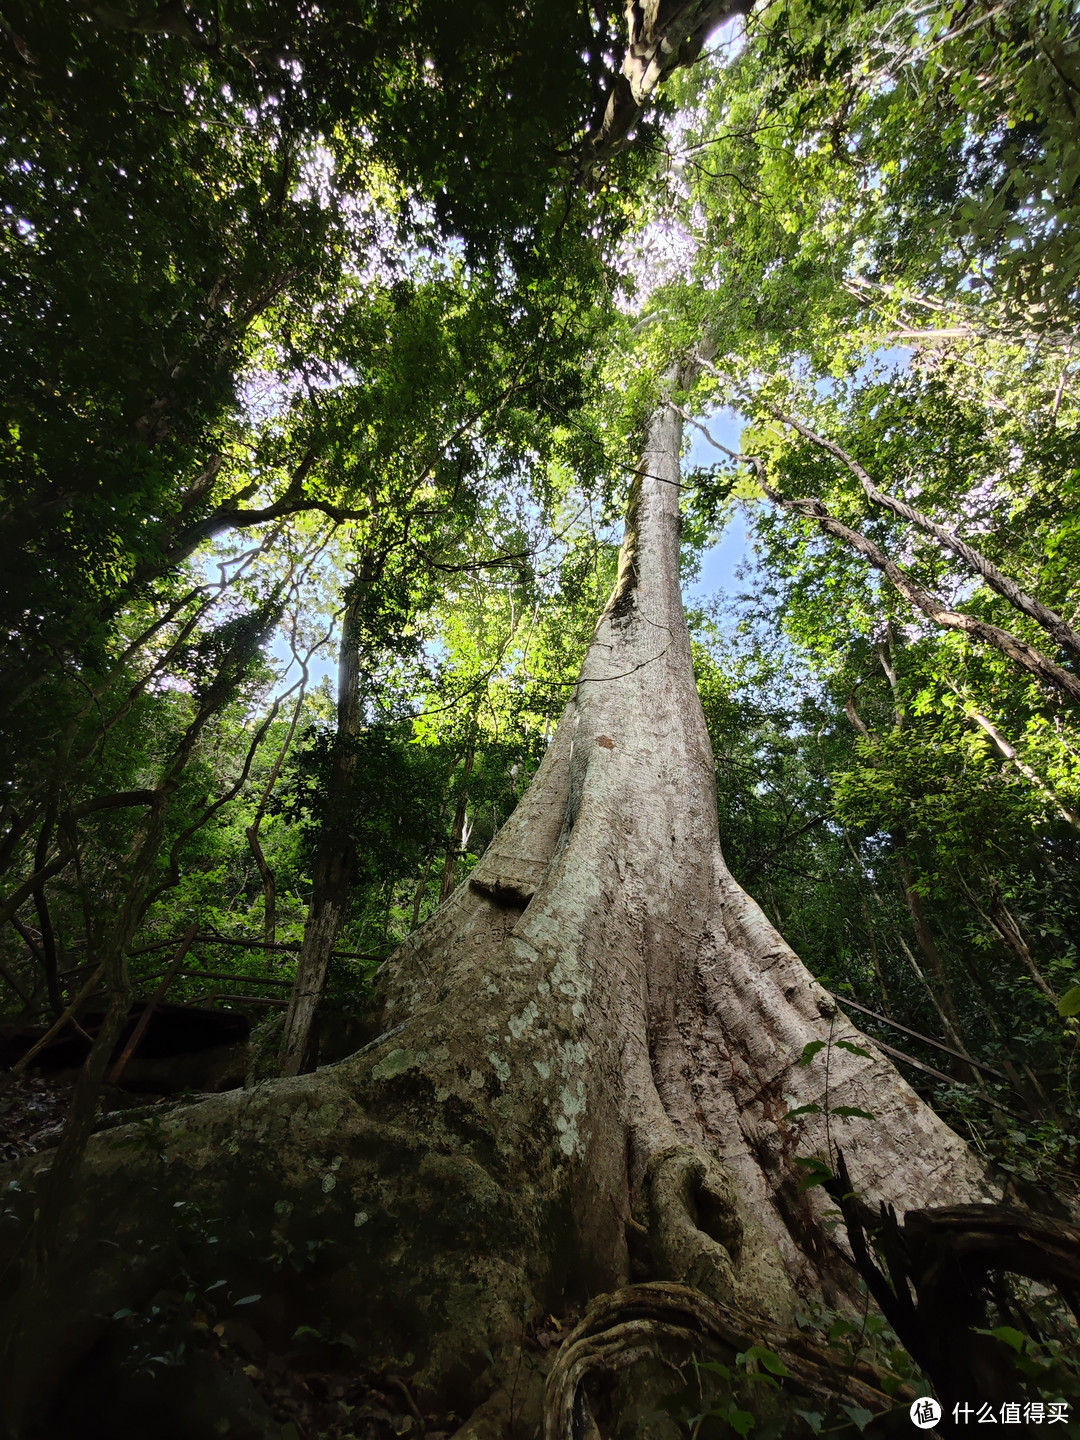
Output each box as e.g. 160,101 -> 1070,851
690,514 -> 754,601
683,406 -> 756,604
681,347 -> 914,605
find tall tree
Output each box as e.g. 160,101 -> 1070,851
4,3 -> 1078,1435
0,377 -> 990,1435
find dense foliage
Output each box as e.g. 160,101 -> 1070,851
1,0 -> 1078,1358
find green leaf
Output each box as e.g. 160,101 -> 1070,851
728,1406 -> 757,1437
990,1325 -> 1025,1353
1057,986 -> 1080,1018
889,1347 -> 912,1376
694,1359 -> 733,1381
740,1345 -> 791,1378
795,1410 -> 824,1434
234,1294 -> 261,1306
794,1156 -> 834,1191
798,1040 -> 827,1066
784,1104 -> 822,1120
835,1041 -> 873,1059
841,1403 -> 875,1432
832,1106 -> 875,1121
828,1318 -> 858,1342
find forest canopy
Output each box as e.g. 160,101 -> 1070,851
1,1 -> 1079,1437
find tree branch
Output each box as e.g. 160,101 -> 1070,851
577,0 -> 752,173
771,406 -> 1080,667
748,459 -> 1080,705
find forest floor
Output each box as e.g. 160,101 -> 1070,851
0,1073 -> 184,1164
0,1075 -> 78,1163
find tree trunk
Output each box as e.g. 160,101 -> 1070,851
440,739 -> 477,904
245,823 -> 278,943
0,395 -> 991,1438
410,848 -> 438,929
280,576 -> 370,1075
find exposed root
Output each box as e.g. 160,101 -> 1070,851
543,1281 -> 899,1440
639,1146 -> 742,1302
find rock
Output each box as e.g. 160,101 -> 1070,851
0,1004 -> 251,1094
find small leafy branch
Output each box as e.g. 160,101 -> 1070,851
784,1027 -> 877,1195
691,1345 -> 792,1438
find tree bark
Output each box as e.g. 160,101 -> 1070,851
0,395 -> 992,1438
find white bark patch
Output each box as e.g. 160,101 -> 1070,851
488,1053 -> 511,1083
550,957 -> 589,1002
556,1080 -> 587,1156
508,1000 -> 539,1039
371,1048 -> 423,1081
558,1038 -> 587,1073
